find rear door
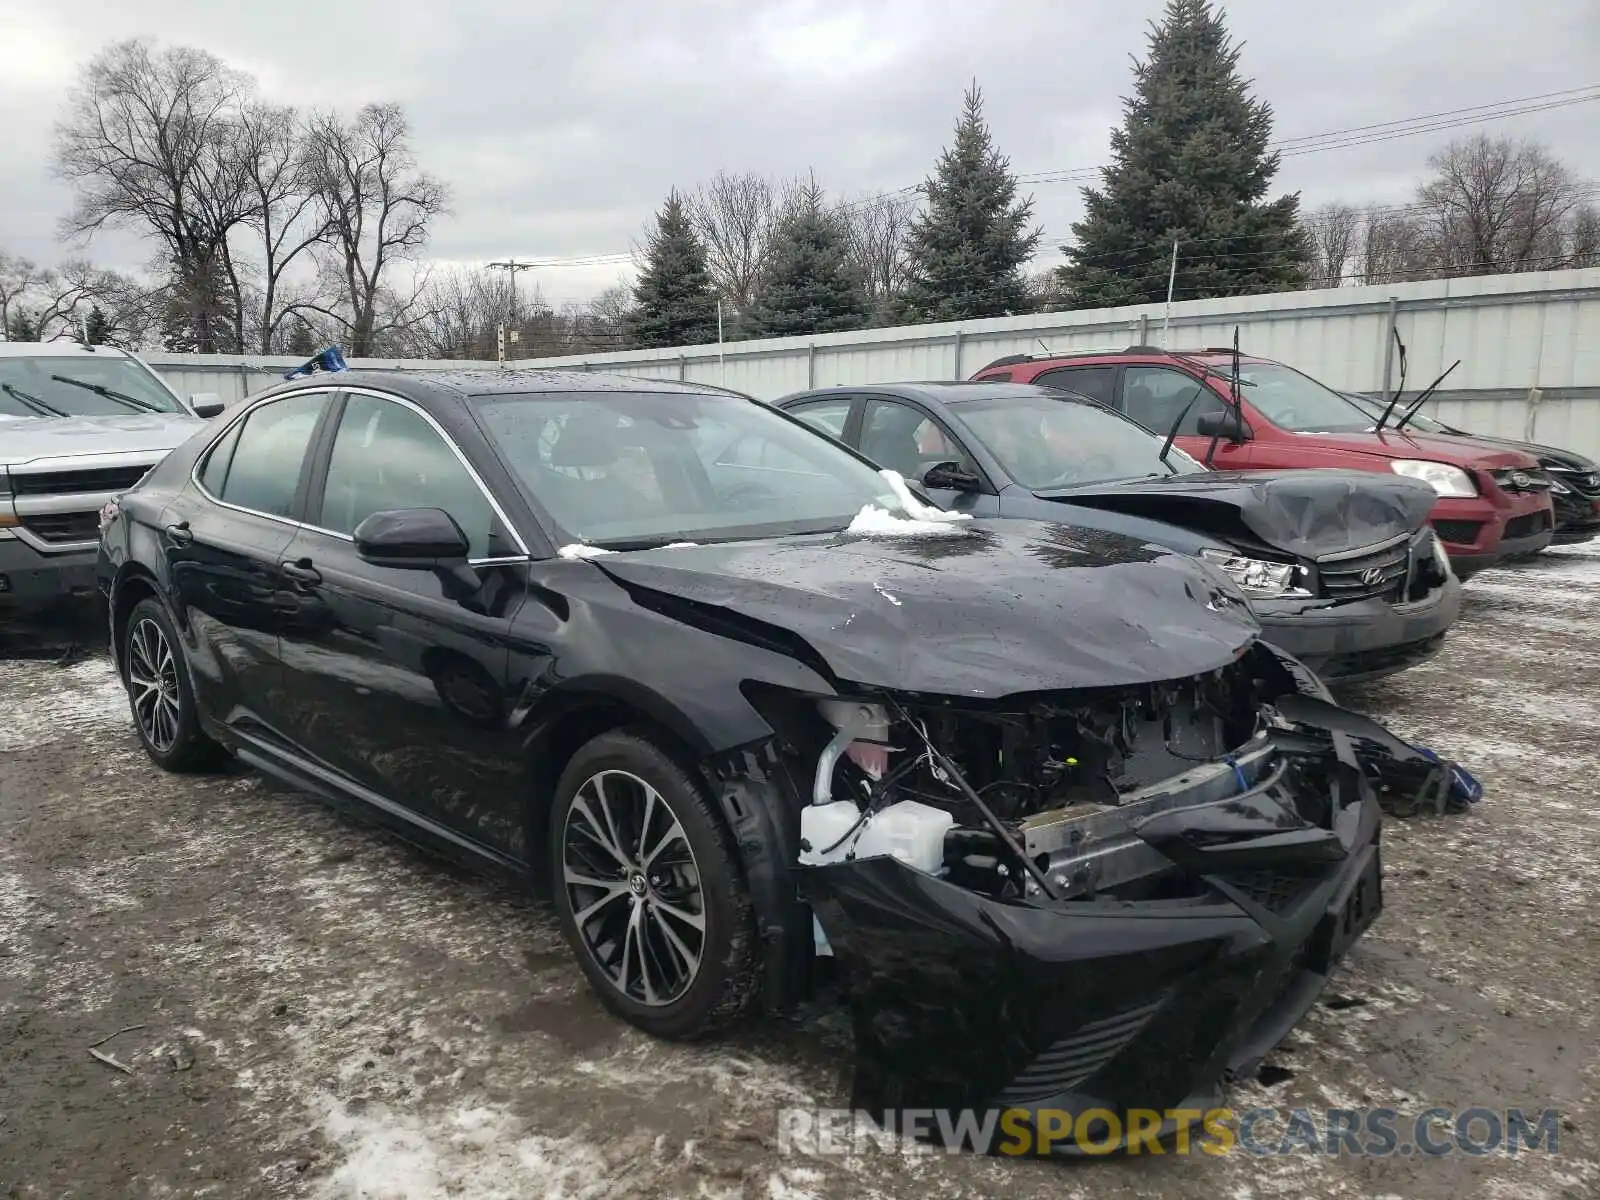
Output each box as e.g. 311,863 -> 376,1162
1116,364 -> 1257,469
160,388 -> 334,745
783,395 -> 860,445
273,389 -> 532,858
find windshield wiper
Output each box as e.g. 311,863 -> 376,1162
1202,326 -> 1247,468
1394,360 -> 1461,431
50,373 -> 164,414
1,382 -> 71,418
1158,378 -> 1207,468
1373,330 -> 1409,432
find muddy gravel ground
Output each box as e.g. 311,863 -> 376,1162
2,550 -> 1598,1200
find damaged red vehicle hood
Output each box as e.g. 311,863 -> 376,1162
588,518 -> 1260,698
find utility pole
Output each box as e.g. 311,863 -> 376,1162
1162,239 -> 1179,347
487,258 -> 537,334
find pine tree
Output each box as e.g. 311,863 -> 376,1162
900,83 -> 1040,323
631,191 -> 720,348
285,321 -> 316,357
744,181 -> 869,338
5,308 -> 39,342
1059,0 -> 1308,308
82,305 -> 109,346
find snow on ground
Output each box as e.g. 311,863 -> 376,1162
1,547 -> 1597,1199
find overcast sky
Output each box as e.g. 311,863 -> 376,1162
1,0 -> 1596,306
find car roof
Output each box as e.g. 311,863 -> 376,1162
779,381 -> 1079,407
255,367 -> 755,406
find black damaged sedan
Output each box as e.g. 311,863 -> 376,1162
99,369 -> 1385,1152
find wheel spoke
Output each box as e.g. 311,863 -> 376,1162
592,776 -> 630,864
652,897 -> 705,933
640,807 -> 686,873
571,794 -> 630,870
647,903 -> 700,979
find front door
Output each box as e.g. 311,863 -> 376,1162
161,389 -> 333,746
1118,365 -> 1256,470
274,390 -> 532,859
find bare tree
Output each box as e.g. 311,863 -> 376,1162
1357,206 -> 1430,284
0,254 -> 49,338
1417,135 -> 1584,275
835,190 -> 917,321
1304,203 -> 1361,288
52,39 -> 255,351
301,103 -> 450,356
686,172 -> 783,316
230,103 -> 331,352
1565,205 -> 1600,269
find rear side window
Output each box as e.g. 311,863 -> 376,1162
203,391 -> 328,517
1035,365 -> 1115,405
787,398 -> 852,439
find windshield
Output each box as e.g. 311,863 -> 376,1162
1213,361 -> 1373,433
1342,391 -> 1448,432
474,390 -> 906,547
956,395 -> 1206,490
0,355 -> 185,418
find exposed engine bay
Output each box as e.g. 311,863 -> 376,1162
780,642 -> 1472,911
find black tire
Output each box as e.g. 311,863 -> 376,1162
121,596 -> 229,772
549,729 -> 758,1039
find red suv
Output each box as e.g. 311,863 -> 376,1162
974,347 -> 1555,577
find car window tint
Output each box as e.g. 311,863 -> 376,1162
1121,366 -> 1213,435
215,392 -> 328,517
1036,365 -> 1115,405
786,398 -> 852,439
198,419 -> 243,497
317,394 -> 497,557
860,399 -> 973,481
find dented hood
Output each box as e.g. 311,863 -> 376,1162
588,519 -> 1259,697
1039,469 -> 1436,559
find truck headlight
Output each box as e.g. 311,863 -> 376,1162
1198,549 -> 1308,599
1390,459 -> 1477,498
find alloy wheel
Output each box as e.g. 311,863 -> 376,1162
127,617 -> 182,753
561,769 -> 706,1007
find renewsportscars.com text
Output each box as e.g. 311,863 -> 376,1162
776,1106 -> 1563,1158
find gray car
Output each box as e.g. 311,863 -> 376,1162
0,342 -> 223,612
775,381 -> 1462,684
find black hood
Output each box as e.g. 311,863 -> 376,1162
1430,429 -> 1597,472
1039,470 -> 1436,560
588,519 -> 1259,698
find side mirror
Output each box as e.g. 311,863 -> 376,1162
353,507 -> 481,598
922,461 -> 983,492
189,392 -> 225,418
1196,409 -> 1252,442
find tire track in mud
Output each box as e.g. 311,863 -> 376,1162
1,552 -> 1597,1199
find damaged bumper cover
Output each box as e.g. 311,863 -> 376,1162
794,651 -> 1389,1155
1254,571 -> 1462,683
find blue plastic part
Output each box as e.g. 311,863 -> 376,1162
1414,746 -> 1484,804
1222,754 -> 1249,792
282,346 -> 349,380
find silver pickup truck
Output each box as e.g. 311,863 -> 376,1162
0,342 -> 223,612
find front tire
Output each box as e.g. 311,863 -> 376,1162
121,596 -> 228,772
549,730 -> 758,1039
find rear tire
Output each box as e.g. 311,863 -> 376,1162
549,730 -> 758,1039
121,596 -> 229,772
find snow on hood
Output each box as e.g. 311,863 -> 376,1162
846,469 -> 972,536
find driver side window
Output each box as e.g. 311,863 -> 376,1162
315,394 -> 500,558
860,400 -> 973,481
1121,366 -> 1213,435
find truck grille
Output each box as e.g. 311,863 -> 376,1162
9,465 -> 152,496
1317,540 -> 1409,602
20,512 -> 102,544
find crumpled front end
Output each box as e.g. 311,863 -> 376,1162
784,643 -> 1388,1154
